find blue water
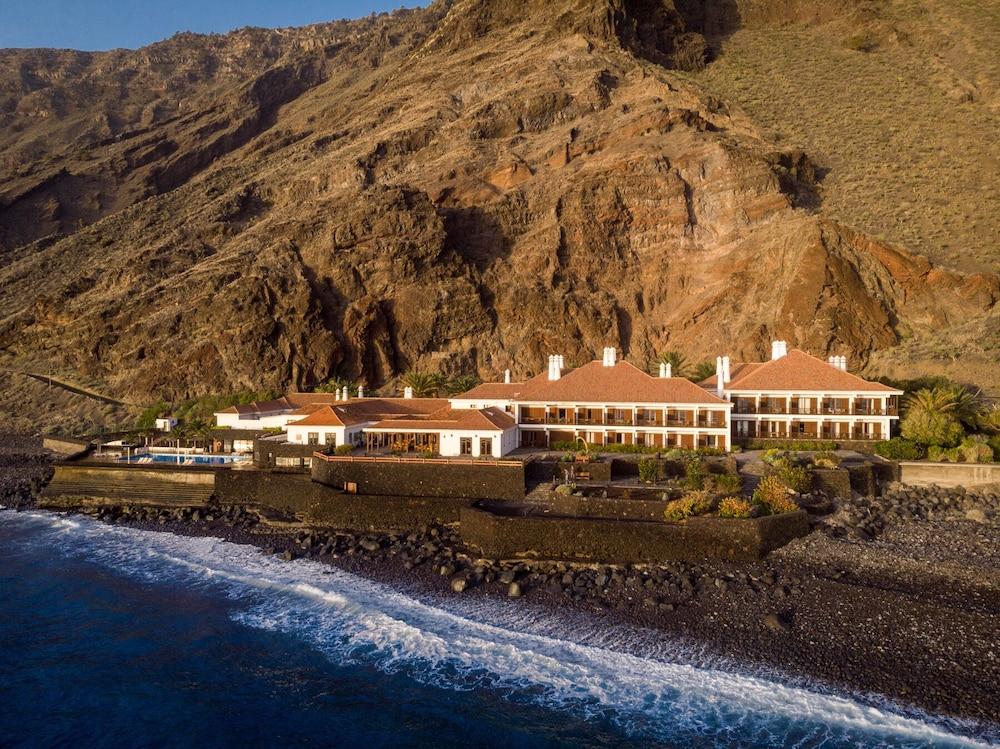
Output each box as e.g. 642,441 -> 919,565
117,453 -> 248,465
0,510 -> 995,749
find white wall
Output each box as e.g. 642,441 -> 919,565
214,412 -> 297,430
449,398 -> 513,411
438,428 -> 515,457
286,424 -> 346,447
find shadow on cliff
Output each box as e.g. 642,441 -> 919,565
441,206 -> 513,271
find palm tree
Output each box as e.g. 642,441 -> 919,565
315,377 -> 351,394
904,385 -> 981,429
655,351 -> 688,378
977,404 -> 1000,434
401,371 -> 444,398
445,374 -> 481,396
689,360 -> 717,383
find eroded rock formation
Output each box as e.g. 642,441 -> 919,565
0,0 -> 996,407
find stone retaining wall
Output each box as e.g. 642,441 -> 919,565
460,506 -> 810,563
811,468 -> 853,498
312,457 -> 525,501
216,468 -> 474,529
527,493 -> 670,521
898,461 -> 1000,488
526,459 -> 612,483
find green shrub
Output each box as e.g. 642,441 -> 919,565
753,476 -> 799,515
775,463 -> 812,493
638,458 -> 660,483
684,459 -> 707,490
719,497 -> 754,518
762,448 -> 785,465
664,490 -> 715,521
554,483 -> 576,495
746,439 -> 838,451
959,436 -> 993,463
901,410 -> 965,448
989,435 -> 1000,462
334,444 -> 355,456
709,472 -> 742,496
874,438 -> 925,461
811,450 -> 842,468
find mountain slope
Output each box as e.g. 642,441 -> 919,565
0,0 -> 996,422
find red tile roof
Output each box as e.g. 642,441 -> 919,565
368,406 -> 516,432
286,398 -> 452,427
503,360 -> 730,405
451,382 -> 526,400
700,350 -> 901,393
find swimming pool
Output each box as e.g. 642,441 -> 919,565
117,453 -> 250,465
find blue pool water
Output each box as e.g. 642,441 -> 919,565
0,509 -> 994,749
117,453 -> 248,465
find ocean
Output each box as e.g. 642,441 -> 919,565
0,509 -> 993,749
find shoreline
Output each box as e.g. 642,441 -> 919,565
52,498 -> 1000,739
2,436 -> 998,740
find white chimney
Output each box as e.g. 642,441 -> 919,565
715,356 -> 724,396
602,347 -> 617,367
838,356 -> 848,371
341,386 -> 349,402
357,385 -> 365,398
548,355 -> 562,381
558,355 -> 565,370
504,369 -> 511,384
771,340 -> 788,360
722,356 -> 731,384
404,386 -> 413,399
334,388 -> 341,401
658,362 -> 672,378
828,356 -> 837,367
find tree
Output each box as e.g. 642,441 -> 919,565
900,410 -> 965,448
445,374 -> 481,396
901,386 -> 980,446
401,371 -> 444,398
689,360 -> 717,383
655,351 -> 687,377
315,377 -> 351,394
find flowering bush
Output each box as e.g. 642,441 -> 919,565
663,490 -> 715,521
719,497 -> 754,518
752,476 -> 799,515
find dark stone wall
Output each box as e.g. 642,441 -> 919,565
525,493 -> 670,521
312,458 -> 525,501
253,440 -> 316,470
215,469 -> 474,529
460,507 -> 810,563
811,468 -> 853,498
526,459 -> 612,483
847,463 -> 878,497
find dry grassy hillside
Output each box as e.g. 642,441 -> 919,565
690,0 -> 1000,273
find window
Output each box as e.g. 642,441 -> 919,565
307,432 -> 319,445
325,433 -> 337,447
460,437 -> 473,455
275,457 -> 303,467
479,438 -> 492,456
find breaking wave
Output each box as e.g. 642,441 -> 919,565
3,510 -> 995,748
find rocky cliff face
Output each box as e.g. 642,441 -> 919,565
0,0 -> 997,408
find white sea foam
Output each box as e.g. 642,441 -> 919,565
4,509 -> 996,749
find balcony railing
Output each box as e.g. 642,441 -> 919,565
733,404 -> 898,416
